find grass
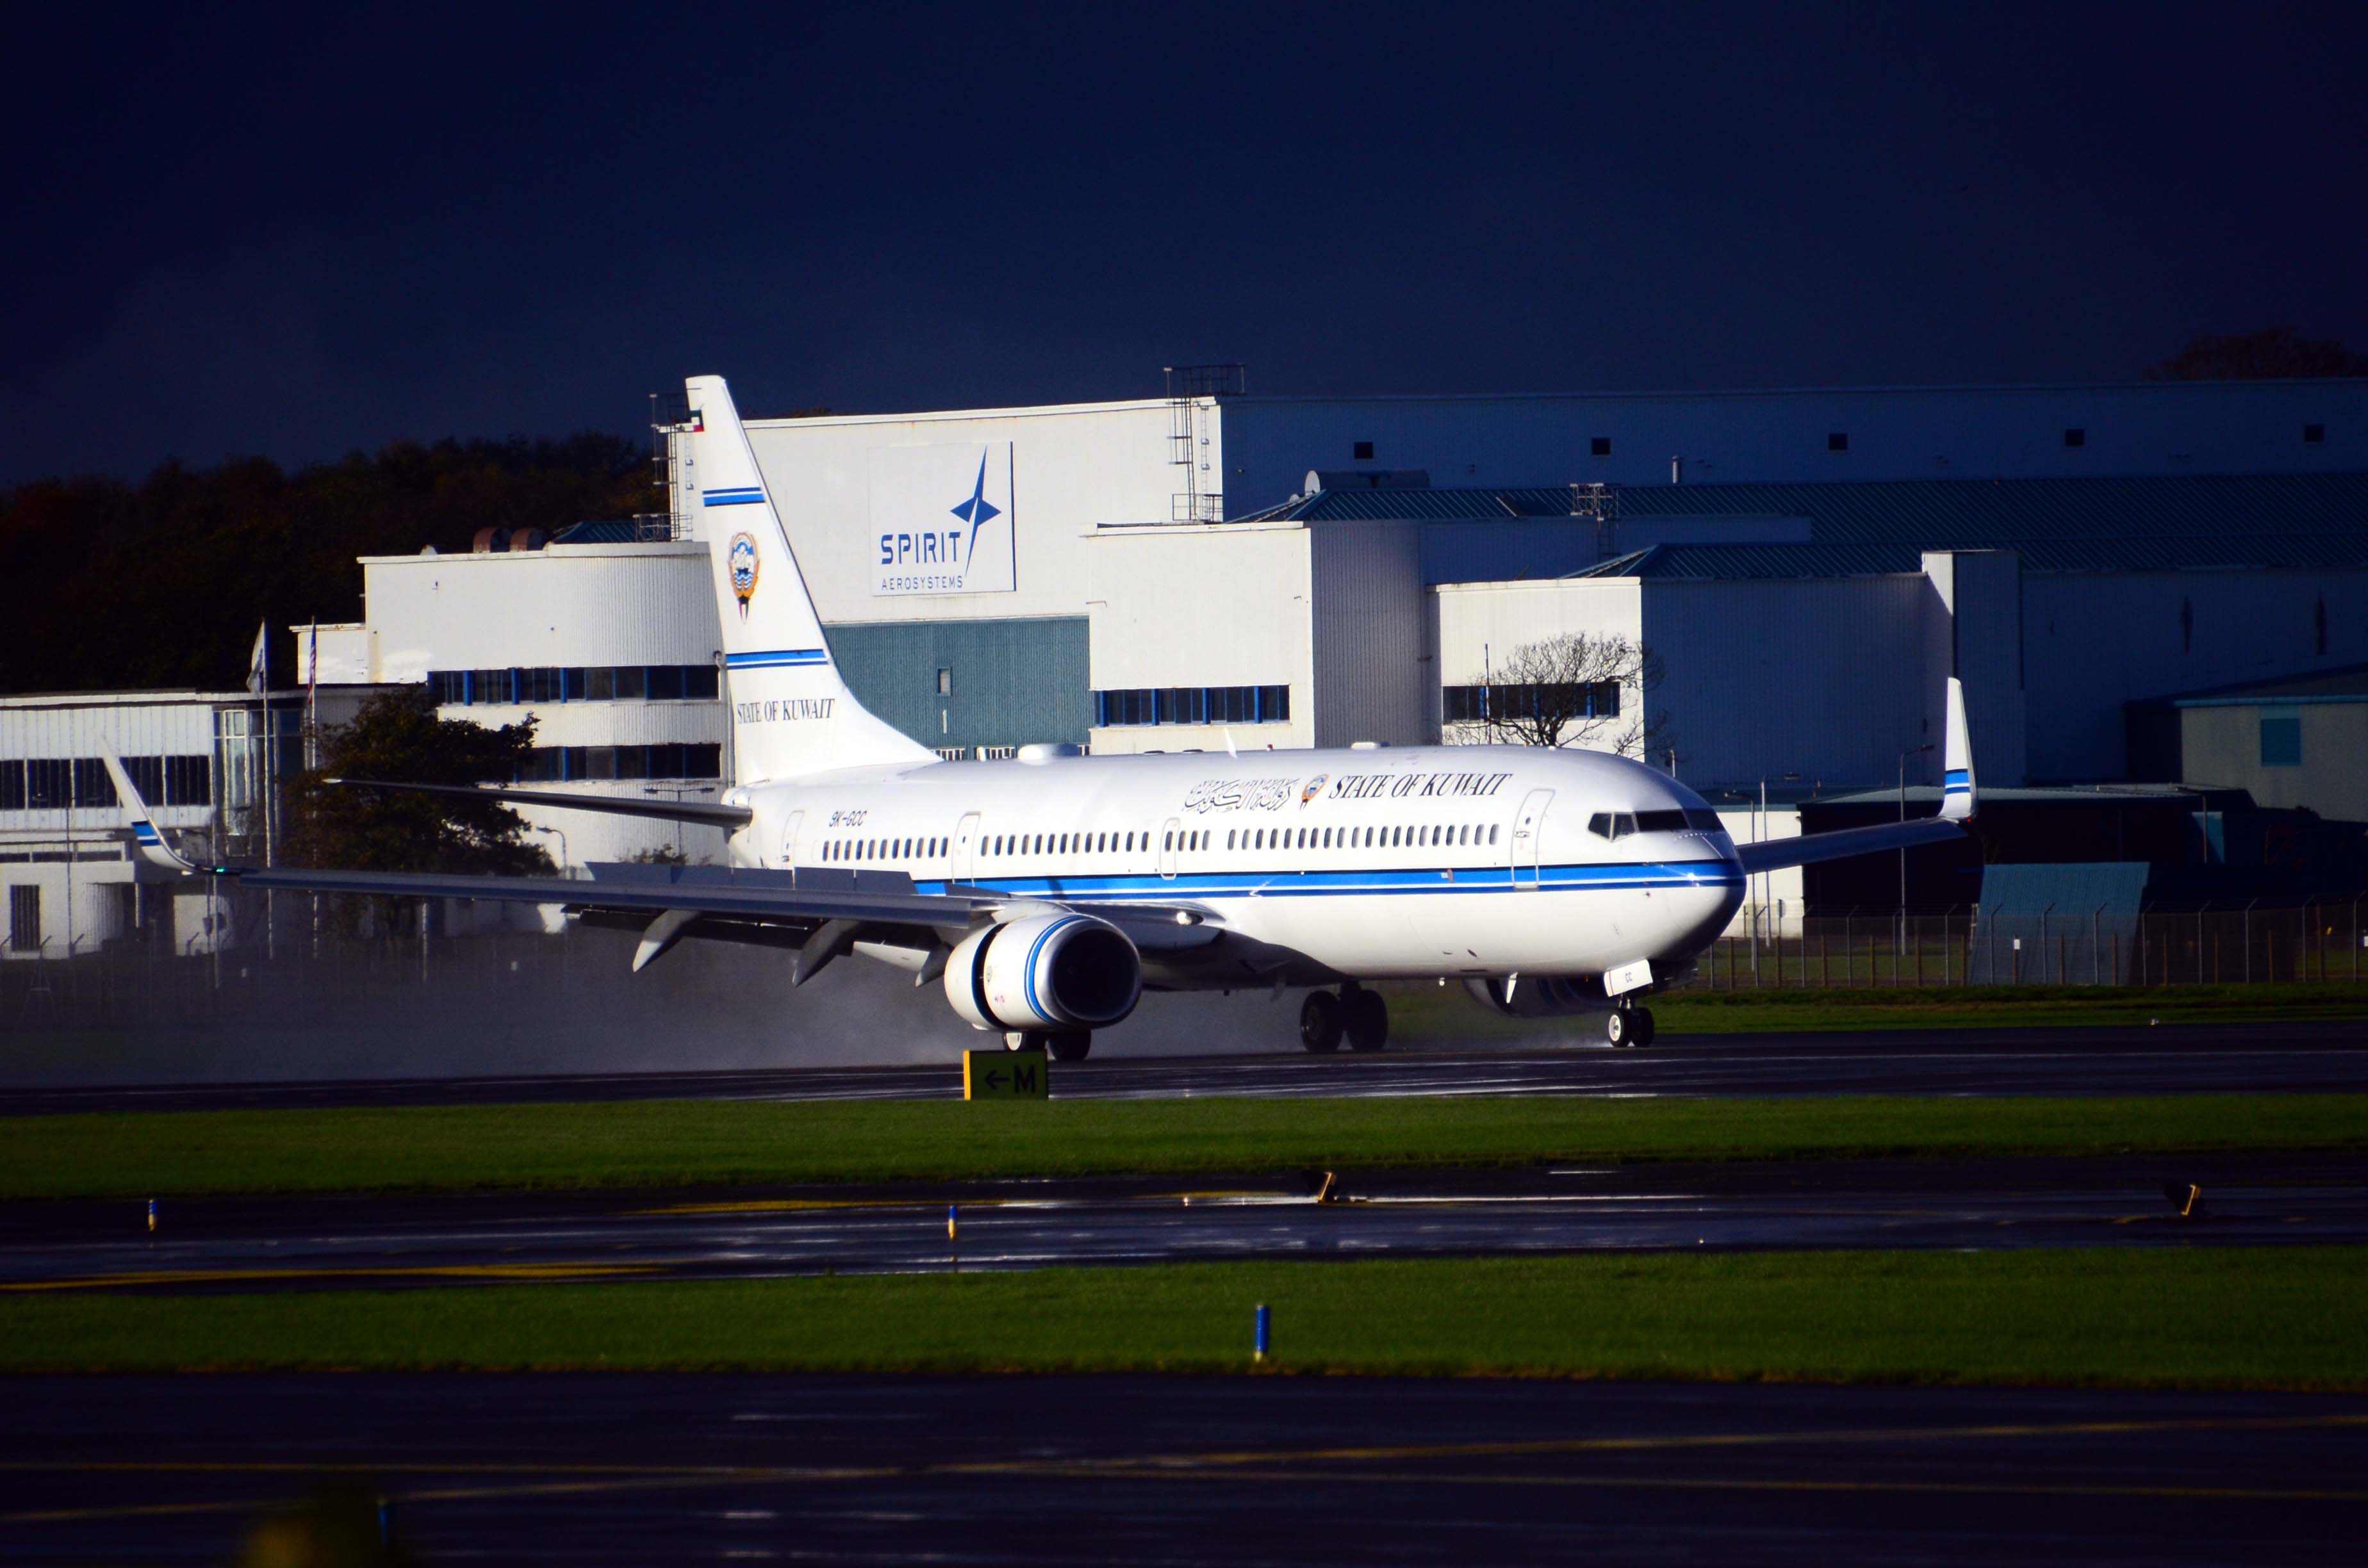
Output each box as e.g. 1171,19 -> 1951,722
6,1248 -> 2364,1390
1385,979 -> 2368,1038
4,1093 -> 2364,1200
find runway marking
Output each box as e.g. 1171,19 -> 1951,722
992,1412 -> 2368,1473
632,1189 -> 1297,1216
10,1412 -> 2367,1525
0,1261 -> 664,1293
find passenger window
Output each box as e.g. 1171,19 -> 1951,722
1490,824 -> 1500,845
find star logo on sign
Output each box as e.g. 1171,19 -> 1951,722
948,450 -> 1001,564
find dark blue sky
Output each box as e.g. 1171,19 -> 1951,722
5,2 -> 2362,483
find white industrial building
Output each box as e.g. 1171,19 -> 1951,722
0,687 -> 355,960
17,374 -> 2351,956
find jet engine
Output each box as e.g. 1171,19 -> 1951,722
944,913 -> 1143,1033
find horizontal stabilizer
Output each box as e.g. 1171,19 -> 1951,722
327,777 -> 753,829
1734,816 -> 1966,876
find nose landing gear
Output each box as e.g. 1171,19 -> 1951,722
1299,983 -> 1390,1054
1606,1002 -> 1656,1049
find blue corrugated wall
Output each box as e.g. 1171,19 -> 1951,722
824,617 -> 1090,751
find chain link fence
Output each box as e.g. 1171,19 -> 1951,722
8,894 -> 2368,1036
1695,897 -> 2368,988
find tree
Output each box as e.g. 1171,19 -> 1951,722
0,432 -> 649,696
282,689 -> 551,931
1451,632 -> 1668,757
2146,327 -> 2367,380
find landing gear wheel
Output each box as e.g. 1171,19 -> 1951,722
1299,990 -> 1344,1054
1604,1009 -> 1630,1049
1342,986 -> 1389,1052
1047,1031 -> 1093,1063
1005,1031 -> 1049,1052
1631,1008 -> 1657,1049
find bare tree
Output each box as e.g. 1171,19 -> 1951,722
1449,632 -> 1668,757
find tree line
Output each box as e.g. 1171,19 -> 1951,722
0,434 -> 651,695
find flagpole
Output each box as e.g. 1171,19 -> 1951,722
260,623 -> 275,960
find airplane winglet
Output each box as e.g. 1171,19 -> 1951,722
1939,676 -> 1977,822
103,755 -> 200,874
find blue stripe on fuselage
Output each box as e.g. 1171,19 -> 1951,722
911,859 -> 1742,902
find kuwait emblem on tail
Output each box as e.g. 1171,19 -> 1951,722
728,532 -> 760,619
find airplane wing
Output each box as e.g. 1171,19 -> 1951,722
1733,815 -> 1965,875
233,860 -> 1222,978
327,777 -> 753,829
1729,676 -> 1980,875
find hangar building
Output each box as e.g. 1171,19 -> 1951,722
293,377 -> 2368,896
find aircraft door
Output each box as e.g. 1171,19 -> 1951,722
951,812 -> 982,883
777,811 -> 804,869
1158,817 -> 1182,879
1510,789 -> 1553,889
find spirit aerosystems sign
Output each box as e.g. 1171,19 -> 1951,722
866,442 -> 1018,596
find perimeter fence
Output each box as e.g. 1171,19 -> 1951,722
6,894 -> 2368,1033
1697,896 -> 2368,989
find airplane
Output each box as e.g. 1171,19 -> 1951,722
120,375 -> 1977,1060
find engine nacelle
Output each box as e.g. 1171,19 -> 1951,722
1463,975 -> 1611,1018
944,913 -> 1143,1033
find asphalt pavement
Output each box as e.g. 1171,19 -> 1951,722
6,1153 -> 2359,1294
4,1017 -> 2365,1115
3,1371 -> 2362,1564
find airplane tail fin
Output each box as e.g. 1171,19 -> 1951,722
103,755 -> 199,874
681,375 -> 936,783
1939,676 -> 1977,822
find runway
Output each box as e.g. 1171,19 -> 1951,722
6,1017 -> 2366,1116
3,1371 -> 2362,1564
6,1153 -> 2360,1294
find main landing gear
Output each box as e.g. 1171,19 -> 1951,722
1605,1002 -> 1656,1050
1007,1029 -> 1093,1062
1300,983 -> 1389,1054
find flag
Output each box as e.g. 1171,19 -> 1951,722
246,623 -> 268,696
306,623 -> 319,698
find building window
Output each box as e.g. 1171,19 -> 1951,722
1590,436 -> 1611,457
1442,682 -> 1620,724
8,886 -> 38,952
0,762 -> 22,811
2305,423 -> 2325,443
2259,712 -> 2302,767
1353,441 -> 1374,461
935,667 -> 953,696
534,744 -> 720,783
26,760 -> 70,810
432,665 -> 725,706
2064,428 -> 2085,448
163,755 -> 211,806
1093,685 -> 1289,726
1827,432 -> 1848,452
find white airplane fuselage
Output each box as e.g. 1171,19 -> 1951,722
721,742 -> 1743,988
